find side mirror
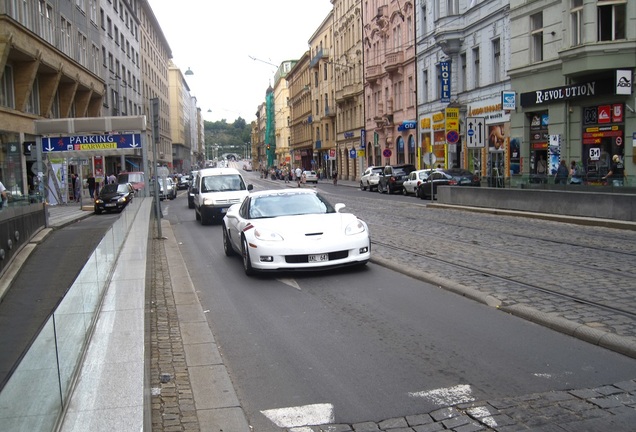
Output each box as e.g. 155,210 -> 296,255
334,203 -> 346,213
247,184 -> 253,191
191,187 -> 198,194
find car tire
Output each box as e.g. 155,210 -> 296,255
360,181 -> 366,191
418,188 -> 425,200
223,226 -> 235,256
403,187 -> 408,196
377,183 -> 384,193
195,209 -> 201,221
241,235 -> 255,276
94,208 -> 102,215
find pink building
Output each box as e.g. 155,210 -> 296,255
363,1 -> 417,167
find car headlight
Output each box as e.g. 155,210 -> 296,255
95,199 -> 103,204
254,228 -> 284,241
345,220 -> 366,236
117,197 -> 127,203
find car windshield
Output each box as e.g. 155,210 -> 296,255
248,193 -> 335,219
201,174 -> 245,192
100,184 -> 119,194
118,173 -> 143,183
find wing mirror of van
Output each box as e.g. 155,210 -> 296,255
247,184 -> 253,191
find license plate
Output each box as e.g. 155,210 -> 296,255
105,203 -> 116,207
308,254 -> 329,262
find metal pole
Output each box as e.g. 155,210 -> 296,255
151,98 -> 163,238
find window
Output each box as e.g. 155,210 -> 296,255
25,78 -> 40,115
597,0 -> 626,41
571,0 -> 583,46
77,32 -> 87,66
492,38 -> 501,83
530,13 -> 543,63
39,1 -> 54,44
0,65 -> 15,109
60,17 -> 72,56
460,52 -> 467,92
447,0 -> 459,15
393,24 -> 402,50
422,69 -> 428,102
408,76 -> 414,107
473,47 -> 480,88
89,0 -> 97,23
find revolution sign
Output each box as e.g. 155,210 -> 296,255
43,133 -> 142,152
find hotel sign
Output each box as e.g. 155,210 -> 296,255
440,62 -> 451,103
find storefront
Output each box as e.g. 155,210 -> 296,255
517,72 -> 634,185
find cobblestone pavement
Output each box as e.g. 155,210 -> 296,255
150,234 -> 201,432
150,181 -> 636,431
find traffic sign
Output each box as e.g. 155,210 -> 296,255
382,149 -> 392,158
446,130 -> 459,144
466,117 -> 486,148
423,152 -> 436,166
349,148 -> 357,159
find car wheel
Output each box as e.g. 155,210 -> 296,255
377,183 -> 383,193
94,208 -> 102,215
195,209 -> 201,221
403,187 -> 408,196
418,188 -> 425,200
241,235 -> 255,276
360,181 -> 366,191
223,225 -> 235,256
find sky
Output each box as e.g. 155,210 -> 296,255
149,0 -> 334,124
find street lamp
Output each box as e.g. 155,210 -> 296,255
185,67 -> 194,76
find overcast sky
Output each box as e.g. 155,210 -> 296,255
148,0 -> 333,123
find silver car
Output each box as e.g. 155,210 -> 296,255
360,166 -> 383,191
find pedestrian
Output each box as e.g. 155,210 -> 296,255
569,161 -> 583,185
0,179 -> 7,210
603,155 -> 625,187
87,172 -> 96,198
73,173 -> 81,202
108,173 -> 117,184
536,154 -> 547,183
554,160 -> 568,185
295,167 -> 302,188
332,170 -> 338,186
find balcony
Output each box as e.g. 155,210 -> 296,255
385,51 -> 404,73
309,48 -> 330,69
335,83 -> 358,102
366,64 -> 383,83
325,105 -> 336,117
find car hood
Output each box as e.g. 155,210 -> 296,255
249,213 -> 362,238
99,192 -> 125,201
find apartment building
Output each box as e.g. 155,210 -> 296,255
168,61 -> 192,172
416,0 -> 511,180
363,0 -> 417,168
509,0 -> 635,183
287,51 -> 313,171
273,60 -> 296,170
0,1 -> 105,200
309,10 -> 336,179
333,0 -> 365,182
138,0 -> 172,173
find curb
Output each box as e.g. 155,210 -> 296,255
370,255 -> 636,360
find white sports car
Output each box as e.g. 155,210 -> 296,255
222,189 -> 371,275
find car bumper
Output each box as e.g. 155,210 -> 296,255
200,205 -> 231,219
246,235 -> 371,272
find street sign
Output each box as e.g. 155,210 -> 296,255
382,149 -> 392,158
466,117 -> 486,148
446,130 -> 459,144
423,152 -> 436,166
349,148 -> 357,159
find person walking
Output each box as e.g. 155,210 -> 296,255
555,160 -> 568,185
536,154 -> 547,183
108,173 -> 117,184
332,170 -> 338,186
73,173 -> 81,202
295,167 -> 302,188
569,161 -> 583,185
87,172 -> 96,198
603,155 -> 625,186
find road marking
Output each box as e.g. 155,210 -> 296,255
409,384 -> 474,405
261,403 -> 334,428
278,278 -> 301,290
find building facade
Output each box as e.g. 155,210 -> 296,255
363,0 -> 417,169
273,60 -> 296,171
509,0 -> 635,185
333,0 -> 365,182
416,0 -> 511,182
288,51 -> 314,172
309,11 -> 336,179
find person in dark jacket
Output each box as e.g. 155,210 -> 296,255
555,160 -> 568,185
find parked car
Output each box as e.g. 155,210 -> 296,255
177,175 -> 190,190
402,169 -> 435,196
187,170 -> 198,209
302,170 -> 318,184
377,164 -> 416,194
222,189 -> 370,276
192,167 -> 253,225
94,183 -> 134,214
151,177 -> 176,200
417,168 -> 481,200
360,166 -> 383,191
117,171 -> 145,194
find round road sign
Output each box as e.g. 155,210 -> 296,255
423,152 -> 436,166
446,130 -> 459,144
382,149 -> 392,158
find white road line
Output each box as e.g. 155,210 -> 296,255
278,278 -> 301,290
409,384 -> 475,406
261,403 -> 334,428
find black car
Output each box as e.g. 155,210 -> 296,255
94,183 -> 134,214
377,164 -> 416,194
417,169 -> 481,200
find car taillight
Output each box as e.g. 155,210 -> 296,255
449,180 -> 458,185
417,181 -> 421,186
390,176 -> 396,183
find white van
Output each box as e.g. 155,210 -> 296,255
191,167 -> 252,225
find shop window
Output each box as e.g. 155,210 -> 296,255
597,1 -> 626,41
25,78 -> 40,115
530,13 -> 543,63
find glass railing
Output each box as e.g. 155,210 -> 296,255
0,198 -> 145,432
